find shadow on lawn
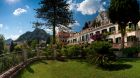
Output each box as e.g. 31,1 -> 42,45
15,65 -> 34,78
40,60 -> 48,64
99,64 -> 132,71
26,65 -> 34,73
75,59 -> 133,71
117,58 -> 140,63
15,60 -> 48,78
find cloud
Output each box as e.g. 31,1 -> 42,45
0,24 -> 3,28
55,27 -> 59,34
45,28 -> 52,34
68,0 -> 77,11
77,0 -> 102,15
13,8 -> 27,16
45,27 -> 59,34
6,0 -> 20,4
69,21 -> 80,27
99,5 -> 106,12
68,0 -> 108,15
9,35 -> 20,40
45,21 -> 80,34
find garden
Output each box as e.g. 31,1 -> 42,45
15,59 -> 140,78
13,41 -> 140,78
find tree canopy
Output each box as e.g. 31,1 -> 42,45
108,0 -> 140,49
35,0 -> 75,44
108,0 -> 140,26
0,35 -> 5,54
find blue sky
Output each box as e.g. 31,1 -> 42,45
0,0 -> 110,40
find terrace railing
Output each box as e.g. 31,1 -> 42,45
0,49 -> 46,75
0,52 -> 24,73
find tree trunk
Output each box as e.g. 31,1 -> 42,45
121,35 -> 125,50
53,6 -> 56,60
120,25 -> 126,50
53,22 -> 56,44
134,23 -> 137,31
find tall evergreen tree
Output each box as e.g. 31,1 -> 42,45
35,0 -> 75,44
0,35 -> 5,54
10,40 -> 14,52
108,0 -> 140,49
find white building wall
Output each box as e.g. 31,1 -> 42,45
68,21 -> 140,45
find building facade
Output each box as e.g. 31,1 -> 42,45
66,11 -> 140,49
56,31 -> 70,45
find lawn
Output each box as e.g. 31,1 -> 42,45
16,59 -> 140,78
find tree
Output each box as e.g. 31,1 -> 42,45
0,35 -> 5,54
82,22 -> 89,30
87,41 -> 116,66
31,40 -> 38,49
10,40 -> 14,52
108,0 -> 140,49
35,0 -> 74,44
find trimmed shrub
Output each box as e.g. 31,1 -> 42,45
44,45 -> 53,57
87,41 -> 116,66
123,46 -> 140,57
66,45 -> 81,58
14,45 -> 22,52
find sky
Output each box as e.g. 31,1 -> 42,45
0,0 -> 110,40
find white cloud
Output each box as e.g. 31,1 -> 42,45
46,27 -> 59,34
68,0 -> 106,15
45,28 -> 52,34
69,21 -> 80,27
45,21 -> 80,34
9,35 -> 20,40
77,0 -> 102,15
99,5 -> 106,12
0,24 -> 3,28
13,8 -> 27,16
55,27 -> 59,34
68,0 -> 77,11
6,0 -> 20,4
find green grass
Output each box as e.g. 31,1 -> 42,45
16,59 -> 140,78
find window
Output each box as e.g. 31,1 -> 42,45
108,38 -> 113,43
127,36 -> 136,42
109,27 -> 115,33
96,31 -> 100,34
116,37 -> 121,43
128,23 -> 135,31
102,29 -> 107,33
86,34 -> 89,41
82,36 -> 84,41
90,33 -> 93,36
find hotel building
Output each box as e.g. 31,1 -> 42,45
58,11 -> 140,49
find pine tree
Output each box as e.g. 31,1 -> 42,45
35,0 -> 75,44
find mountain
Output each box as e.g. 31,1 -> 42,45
16,28 -> 50,42
5,39 -> 13,45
